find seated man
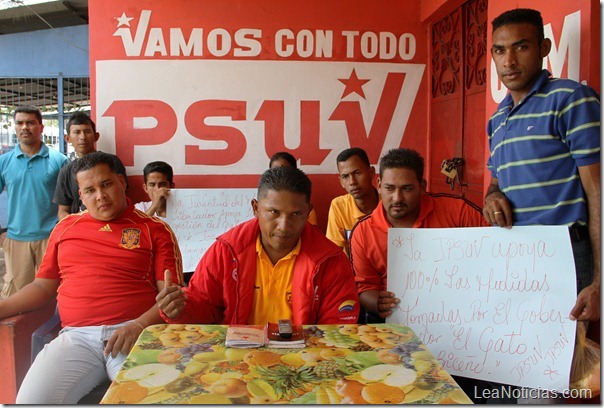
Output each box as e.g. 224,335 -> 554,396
135,161 -> 175,219
268,151 -> 318,226
54,112 -> 128,220
0,152 -> 183,404
326,147 -> 379,255
350,148 -> 488,321
350,148 -> 505,403
156,166 -> 359,325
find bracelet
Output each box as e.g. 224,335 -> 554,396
132,320 -> 145,330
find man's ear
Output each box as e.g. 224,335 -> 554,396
93,132 -> 100,143
420,179 -> 427,192
540,38 -> 552,59
142,183 -> 149,194
64,133 -> 71,144
369,165 -> 376,180
117,174 -> 127,191
251,198 -> 259,217
338,175 -> 346,189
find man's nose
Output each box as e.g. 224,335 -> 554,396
503,50 -> 517,68
96,190 -> 107,200
276,215 -> 292,230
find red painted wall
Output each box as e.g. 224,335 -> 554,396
89,1 -> 599,231
90,1 -> 429,231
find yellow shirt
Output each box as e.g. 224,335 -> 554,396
308,207 -> 318,226
248,236 -> 300,325
325,194 -> 367,255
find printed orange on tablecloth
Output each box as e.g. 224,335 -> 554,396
101,323 -> 472,404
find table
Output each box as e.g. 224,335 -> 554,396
101,323 -> 472,404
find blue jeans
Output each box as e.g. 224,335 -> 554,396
16,322 -> 131,404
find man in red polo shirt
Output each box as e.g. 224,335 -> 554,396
350,148 -> 488,322
0,152 -> 183,404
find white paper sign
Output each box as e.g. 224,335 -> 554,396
386,226 -> 577,391
165,188 -> 256,271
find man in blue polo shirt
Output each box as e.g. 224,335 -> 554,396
0,105 -> 68,297
483,9 -> 600,323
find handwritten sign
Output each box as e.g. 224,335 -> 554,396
165,189 -> 256,271
386,226 -> 577,391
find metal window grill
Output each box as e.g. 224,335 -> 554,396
0,76 -> 90,153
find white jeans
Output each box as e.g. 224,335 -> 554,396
16,322 -> 131,404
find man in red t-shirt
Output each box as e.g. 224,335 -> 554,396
350,148 -> 488,322
0,152 -> 183,404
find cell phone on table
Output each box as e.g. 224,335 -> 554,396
278,319 -> 292,338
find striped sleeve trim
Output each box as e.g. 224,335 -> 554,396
572,146 -> 600,155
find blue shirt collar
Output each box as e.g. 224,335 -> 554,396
498,69 -> 552,109
15,142 -> 50,158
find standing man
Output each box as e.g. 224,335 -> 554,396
326,147 -> 379,255
53,112 -> 128,220
0,105 -> 68,297
156,166 -> 359,325
350,148 -> 488,321
484,8 -> 600,322
0,152 -> 183,403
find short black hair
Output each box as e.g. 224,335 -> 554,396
143,161 -> 174,183
492,8 -> 545,43
14,105 -> 42,124
73,151 -> 123,176
379,148 -> 424,181
66,111 -> 96,134
336,147 -> 371,167
269,151 -> 297,168
258,166 -> 311,203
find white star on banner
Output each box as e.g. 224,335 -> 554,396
116,12 -> 134,27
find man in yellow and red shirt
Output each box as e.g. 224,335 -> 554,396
0,152 -> 183,404
157,166 -> 359,326
350,148 -> 488,322
326,147 -> 380,256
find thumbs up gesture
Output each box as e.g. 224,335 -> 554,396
156,269 -> 186,319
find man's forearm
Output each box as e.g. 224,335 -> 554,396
0,279 -> 56,319
359,290 -> 379,314
578,164 -> 600,284
485,181 -> 502,199
134,304 -> 164,327
588,206 -> 600,285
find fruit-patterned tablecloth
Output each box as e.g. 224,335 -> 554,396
101,323 -> 472,404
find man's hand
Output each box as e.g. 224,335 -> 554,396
152,187 -> 170,211
104,321 -> 144,358
156,269 -> 186,319
570,282 -> 600,321
376,291 -> 400,319
483,180 -> 513,227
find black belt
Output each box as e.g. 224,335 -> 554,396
569,224 -> 589,243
